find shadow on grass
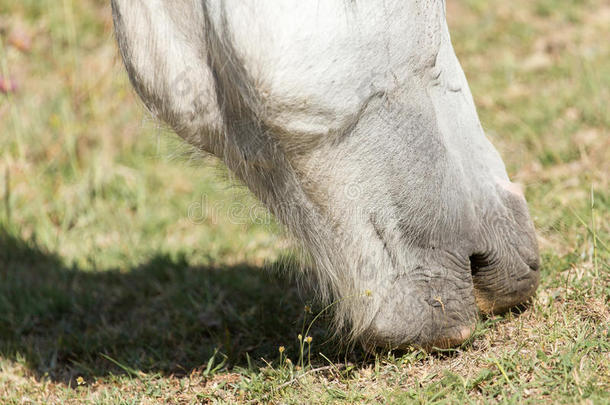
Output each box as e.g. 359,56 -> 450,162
0,228 -> 344,383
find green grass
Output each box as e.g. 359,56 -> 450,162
0,0 -> 608,403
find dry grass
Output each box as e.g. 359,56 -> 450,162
0,0 -> 608,403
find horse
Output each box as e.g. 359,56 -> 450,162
111,0 -> 539,349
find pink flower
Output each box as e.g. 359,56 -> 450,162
0,77 -> 18,94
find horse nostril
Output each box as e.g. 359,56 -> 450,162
469,244 -> 540,315
469,252 -> 495,277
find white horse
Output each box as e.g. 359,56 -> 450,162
111,0 -> 539,349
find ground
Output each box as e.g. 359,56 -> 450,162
0,0 -> 608,403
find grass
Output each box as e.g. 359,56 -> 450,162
0,0 -> 608,403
